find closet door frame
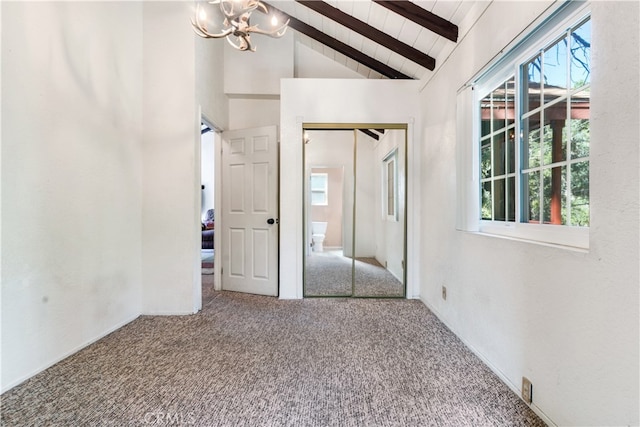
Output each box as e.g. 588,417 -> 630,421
302,123 -> 408,298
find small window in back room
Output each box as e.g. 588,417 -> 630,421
310,173 -> 328,206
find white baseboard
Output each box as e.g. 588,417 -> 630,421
417,295 -> 557,427
141,310 -> 196,315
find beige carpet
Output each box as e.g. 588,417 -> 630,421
305,251 -> 404,297
202,273 -> 217,307
1,291 -> 545,426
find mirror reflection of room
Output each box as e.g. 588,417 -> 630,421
305,130 -> 354,296
353,128 -> 405,297
304,127 -> 406,298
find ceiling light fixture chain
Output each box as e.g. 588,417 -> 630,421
192,0 -> 289,52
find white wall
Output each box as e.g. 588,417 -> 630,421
1,2 -> 143,392
195,7 -> 228,131
228,97 -> 281,131
280,79 -> 421,299
226,33 -> 367,131
223,30 -> 288,131
0,0 -> 226,393
354,135 -> 376,256
141,2 -> 201,315
417,1 -> 639,425
224,29 -> 294,96
226,30 -> 369,132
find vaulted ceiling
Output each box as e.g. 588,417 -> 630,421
263,0 -> 475,80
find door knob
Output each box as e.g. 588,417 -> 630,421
267,218 -> 279,225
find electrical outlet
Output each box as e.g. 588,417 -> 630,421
441,286 -> 447,300
522,377 -> 533,404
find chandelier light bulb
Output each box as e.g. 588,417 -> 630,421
192,0 -> 289,52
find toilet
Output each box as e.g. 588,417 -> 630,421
311,222 -> 328,252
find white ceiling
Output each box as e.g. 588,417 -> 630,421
269,0 -> 483,80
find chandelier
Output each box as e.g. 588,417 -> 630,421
192,0 -> 289,52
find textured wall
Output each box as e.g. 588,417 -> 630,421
1,2 -> 144,392
141,2 -> 201,315
417,1 -> 639,425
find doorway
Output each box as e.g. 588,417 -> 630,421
200,120 -> 218,306
303,124 -> 407,298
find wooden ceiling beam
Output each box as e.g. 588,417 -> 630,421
373,1 -> 458,42
287,17 -> 412,79
263,3 -> 412,79
359,129 -> 380,140
296,0 -> 436,71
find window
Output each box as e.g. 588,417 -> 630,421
310,173 -> 328,206
471,4 -> 590,248
521,17 -> 591,227
383,150 -> 398,221
480,77 -> 517,222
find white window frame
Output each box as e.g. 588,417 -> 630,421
383,149 -> 398,222
467,2 -> 591,250
310,172 -> 329,206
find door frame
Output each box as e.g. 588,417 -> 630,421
199,115 -> 223,293
301,123 -> 409,298
213,126 -> 223,292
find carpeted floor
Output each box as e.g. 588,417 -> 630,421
202,273 -> 217,307
0,291 -> 545,426
305,251 -> 404,297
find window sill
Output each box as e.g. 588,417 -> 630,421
474,221 -> 589,252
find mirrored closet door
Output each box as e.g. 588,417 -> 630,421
303,125 -> 406,298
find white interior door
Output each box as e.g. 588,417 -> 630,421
221,125 -> 279,296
